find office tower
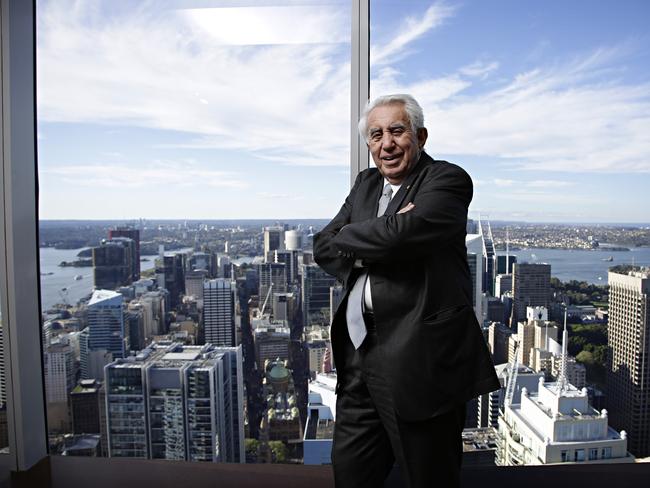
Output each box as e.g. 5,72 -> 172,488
466,219 -> 478,234
466,233 -> 484,322
302,264 -> 337,327
70,379 -> 101,435
138,290 -> 167,339
93,237 -> 136,290
126,302 -> 146,352
330,284 -> 344,324
203,279 -> 236,347
607,269 -> 650,457
284,229 -> 303,251
263,226 -> 285,262
488,322 -> 515,365
44,342 -> 77,432
108,227 -> 141,280
185,269 -> 207,301
105,343 -> 244,462
252,318 -> 291,369
495,274 -> 512,298
485,296 -> 506,323
497,254 -> 517,275
160,253 -> 186,309
217,255 -> 231,278
479,219 -> 496,296
512,263 -> 551,323
189,252 -> 213,276
87,290 -> 128,361
258,262 -> 287,302
274,249 -> 299,284
496,369 -> 632,465
307,340 -> 329,375
272,292 -> 296,322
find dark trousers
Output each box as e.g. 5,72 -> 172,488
332,314 -> 466,488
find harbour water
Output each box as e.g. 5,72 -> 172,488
39,246 -> 650,311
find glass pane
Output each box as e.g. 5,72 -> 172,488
0,304 -> 7,452
37,0 -> 350,464
371,0 -> 650,465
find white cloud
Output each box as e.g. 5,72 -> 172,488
459,61 -> 499,79
37,1 -> 351,167
41,160 -> 249,189
371,2 -> 457,66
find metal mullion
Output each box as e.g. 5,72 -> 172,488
351,0 -> 370,187
1,0 -> 47,472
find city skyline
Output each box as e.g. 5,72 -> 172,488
36,0 -> 650,222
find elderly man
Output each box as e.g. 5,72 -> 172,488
313,94 -> 499,488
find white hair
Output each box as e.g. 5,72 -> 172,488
358,94 -> 425,142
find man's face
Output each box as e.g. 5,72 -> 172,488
366,102 -> 428,185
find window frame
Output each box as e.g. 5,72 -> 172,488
0,0 -> 369,473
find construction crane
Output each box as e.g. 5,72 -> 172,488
258,282 -> 273,318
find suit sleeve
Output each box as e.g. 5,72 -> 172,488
329,166 -> 472,263
312,172 -> 363,286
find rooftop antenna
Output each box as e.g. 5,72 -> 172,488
506,227 -> 510,272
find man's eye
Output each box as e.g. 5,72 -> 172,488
391,128 -> 405,136
370,133 -> 382,141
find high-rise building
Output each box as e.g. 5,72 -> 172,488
252,318 -> 291,369
512,263 -> 551,323
274,250 -> 299,284
263,226 -> 285,262
93,237 -> 136,290
105,343 -> 244,462
606,269 -> 650,457
330,284 -> 344,324
70,379 -> 102,436
108,227 -> 141,280
497,255 -> 517,275
495,274 -> 512,298
87,290 -> 127,361
466,233 -> 484,322
185,269 -> 207,301
302,264 -> 337,327
479,219 -> 496,296
203,279 -> 236,347
160,253 -> 186,309
44,341 -> 77,433
257,262 -> 287,303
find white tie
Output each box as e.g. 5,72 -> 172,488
346,183 -> 393,349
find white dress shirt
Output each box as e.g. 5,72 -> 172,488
358,179 -> 401,312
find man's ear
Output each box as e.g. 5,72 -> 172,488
417,127 -> 428,149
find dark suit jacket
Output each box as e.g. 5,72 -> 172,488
313,152 -> 500,421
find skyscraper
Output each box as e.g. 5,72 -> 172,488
87,290 -> 128,361
108,227 -> 141,280
93,237 -> 136,290
512,263 -> 551,323
105,343 -> 244,462
203,279 -> 236,347
263,225 -> 285,262
302,264 -> 337,327
160,253 -> 186,309
257,262 -> 287,302
606,268 -> 650,457
466,233 -> 484,322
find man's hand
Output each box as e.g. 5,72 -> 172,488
397,202 -> 415,214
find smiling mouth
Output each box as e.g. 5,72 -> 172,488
381,154 -> 403,163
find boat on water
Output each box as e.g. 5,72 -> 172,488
74,275 -> 83,280
602,256 -> 614,262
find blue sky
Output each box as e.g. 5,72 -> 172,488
37,0 -> 650,222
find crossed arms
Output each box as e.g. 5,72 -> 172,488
313,162 -> 472,286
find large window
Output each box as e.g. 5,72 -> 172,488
370,0 -> 650,464
37,0 -> 351,464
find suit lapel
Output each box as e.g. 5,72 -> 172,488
356,170 -> 383,221
384,152 -> 430,215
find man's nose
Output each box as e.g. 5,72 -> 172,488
381,131 -> 396,148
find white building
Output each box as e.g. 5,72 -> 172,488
497,330 -> 633,465
87,289 -> 127,359
466,233 -> 484,322
304,372 -> 337,465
